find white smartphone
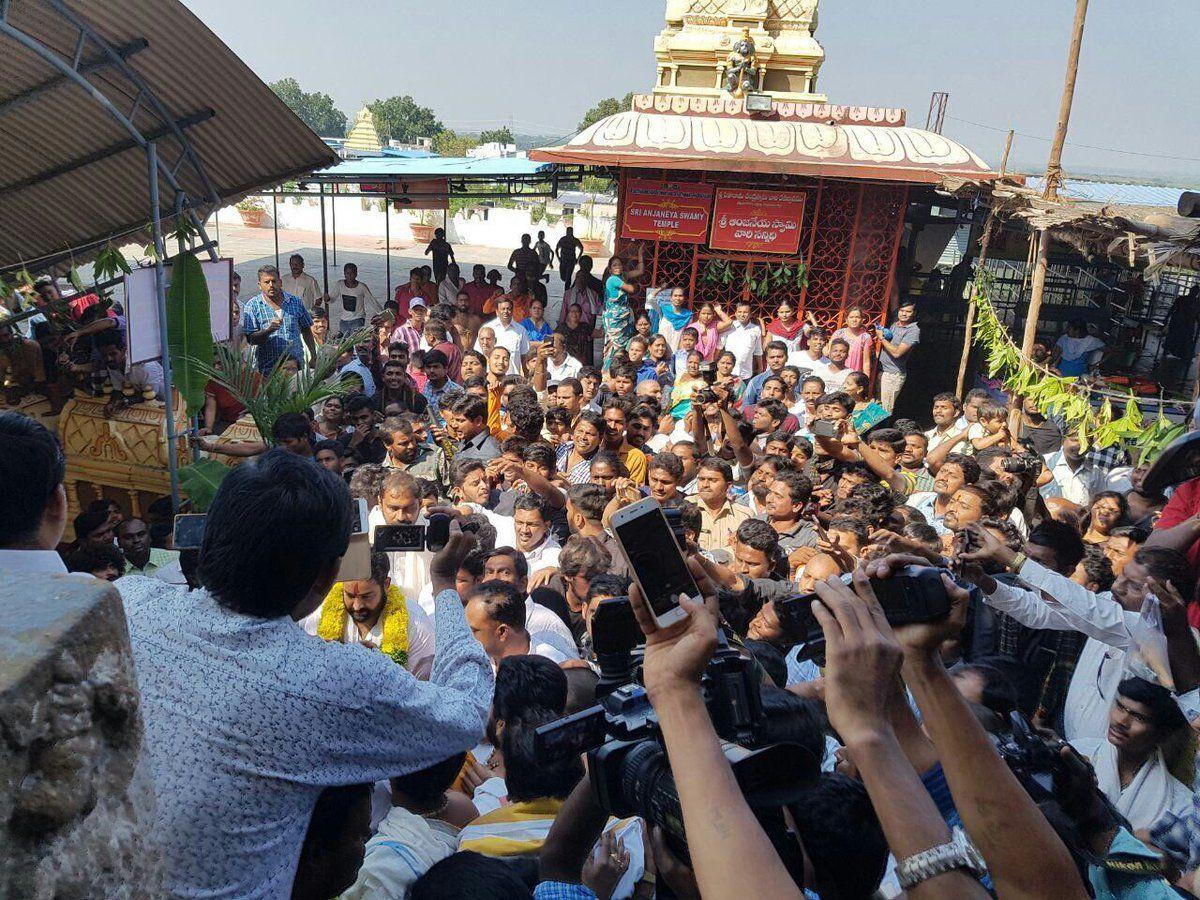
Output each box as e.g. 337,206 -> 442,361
351,498 -> 369,535
610,497 -> 696,628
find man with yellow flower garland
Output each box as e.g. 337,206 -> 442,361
301,552 -> 436,679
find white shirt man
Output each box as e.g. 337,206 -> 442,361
1040,449 -> 1133,506
522,533 -> 562,572
546,352 -> 583,385
438,273 -> 466,308
723,319 -> 763,380
368,506 -> 432,603
821,363 -> 852,392
1070,737 -> 1193,831
978,560 -> 1200,741
299,598 -> 436,680
789,350 -> 832,383
483,316 -> 530,376
925,420 -> 968,454
526,627 -> 578,664
343,805 -> 458,899
282,264 -> 321,312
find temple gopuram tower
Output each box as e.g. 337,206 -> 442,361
344,106 -> 382,155
655,0 -> 826,100
532,0 -> 998,331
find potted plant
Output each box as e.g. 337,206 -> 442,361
235,197 -> 267,227
410,208 -> 439,244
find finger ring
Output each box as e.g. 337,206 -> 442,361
609,853 -> 622,864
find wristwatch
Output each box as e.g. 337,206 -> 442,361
896,827 -> 986,890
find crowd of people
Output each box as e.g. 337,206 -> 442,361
6,231 -> 1200,900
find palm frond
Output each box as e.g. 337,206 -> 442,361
184,326 -> 373,440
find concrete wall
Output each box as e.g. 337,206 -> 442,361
213,193 -> 617,254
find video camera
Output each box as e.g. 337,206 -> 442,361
535,597 -> 818,860
776,565 -> 956,665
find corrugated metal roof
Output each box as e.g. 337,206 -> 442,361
1024,177 -> 1191,209
0,0 -> 337,273
311,155 -> 552,181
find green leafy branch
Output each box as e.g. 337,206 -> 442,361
701,259 -> 807,303
970,282 -> 1186,466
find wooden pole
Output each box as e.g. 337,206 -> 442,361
1043,0 -> 1089,202
1022,228 -> 1052,358
998,129 -> 1014,178
1022,0 -> 1089,358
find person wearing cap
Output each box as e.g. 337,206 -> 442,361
326,263 -> 380,335
391,298 -> 429,356
392,268 -> 437,327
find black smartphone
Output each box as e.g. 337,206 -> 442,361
373,524 -> 427,553
424,513 -> 451,553
174,514 -> 206,550
809,419 -> 839,438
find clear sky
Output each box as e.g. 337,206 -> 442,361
182,0 -> 1200,184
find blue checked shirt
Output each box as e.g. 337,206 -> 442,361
533,883 -> 597,900
240,292 -> 313,373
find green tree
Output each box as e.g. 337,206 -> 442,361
577,92 -> 634,132
269,78 -> 347,137
368,95 -> 444,144
432,129 -> 480,157
479,126 -> 515,146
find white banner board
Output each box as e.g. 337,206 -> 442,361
124,258 -> 233,365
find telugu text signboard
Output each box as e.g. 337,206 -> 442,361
708,188 -> 806,254
621,179 -> 715,244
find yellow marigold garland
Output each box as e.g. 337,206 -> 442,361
317,582 -> 410,667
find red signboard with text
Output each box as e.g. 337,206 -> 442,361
709,188 -> 806,254
621,179 -> 714,244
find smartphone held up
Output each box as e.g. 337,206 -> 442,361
610,497 -> 699,629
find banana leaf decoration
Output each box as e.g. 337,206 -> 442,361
178,458 -> 232,513
967,276 -> 1189,470
166,251 -> 214,416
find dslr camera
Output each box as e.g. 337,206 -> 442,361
775,565 -> 956,665
535,598 -> 818,860
698,361 -> 718,385
1001,440 -> 1045,476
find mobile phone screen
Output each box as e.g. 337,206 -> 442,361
614,507 -> 699,618
174,514 -> 207,550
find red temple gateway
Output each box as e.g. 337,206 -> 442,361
532,4 -> 998,327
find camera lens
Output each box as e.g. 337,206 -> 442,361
617,741 -> 687,852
